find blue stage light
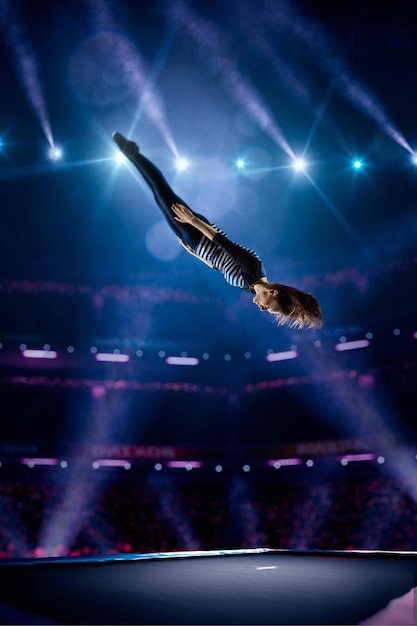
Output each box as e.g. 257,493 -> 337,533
49,146 -> 63,161
411,154 -> 417,165
114,151 -> 127,163
292,157 -> 306,172
176,157 -> 189,171
353,160 -> 362,169
236,158 -> 245,169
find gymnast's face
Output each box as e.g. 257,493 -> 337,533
252,289 -> 278,312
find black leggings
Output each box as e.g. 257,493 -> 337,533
126,151 -> 210,250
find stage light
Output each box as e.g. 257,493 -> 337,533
335,339 -> 370,352
166,356 -> 199,366
49,146 -> 63,161
21,458 -> 59,466
236,158 -> 245,169
340,453 -> 376,463
23,349 -> 57,359
114,151 -> 127,163
266,349 -> 298,362
94,459 -> 131,468
95,352 -> 130,362
176,157 -> 189,171
411,154 -> 417,165
268,458 -> 303,467
292,157 -> 306,172
353,160 -> 362,169
167,461 -> 202,469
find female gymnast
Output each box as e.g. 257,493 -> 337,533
113,131 -> 323,330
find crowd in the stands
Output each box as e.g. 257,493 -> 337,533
0,468 -> 416,558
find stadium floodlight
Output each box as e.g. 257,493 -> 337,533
48,146 -> 63,161
176,157 -> 189,171
292,157 -> 306,172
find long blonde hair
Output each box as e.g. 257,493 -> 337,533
269,283 -> 323,330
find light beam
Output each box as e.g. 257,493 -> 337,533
85,0 -> 179,157
164,1 -> 295,159
258,0 -> 413,154
0,0 -> 54,149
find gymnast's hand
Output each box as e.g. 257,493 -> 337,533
172,203 -> 195,224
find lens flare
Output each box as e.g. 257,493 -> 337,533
0,0 -> 54,149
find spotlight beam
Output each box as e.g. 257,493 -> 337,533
165,1 -> 295,159
259,0 -> 413,155
234,2 -> 345,158
0,0 -> 54,149
292,343 -> 417,512
129,19 -> 180,157
302,80 -> 336,157
86,0 -> 179,158
37,390 -> 132,556
337,72 -> 413,155
149,472 -> 201,550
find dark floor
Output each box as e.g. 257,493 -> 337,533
0,549 -> 415,625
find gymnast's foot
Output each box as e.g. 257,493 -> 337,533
112,131 -> 139,156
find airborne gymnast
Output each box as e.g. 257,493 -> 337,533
113,132 -> 323,330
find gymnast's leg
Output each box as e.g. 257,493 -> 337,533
113,132 -> 210,249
